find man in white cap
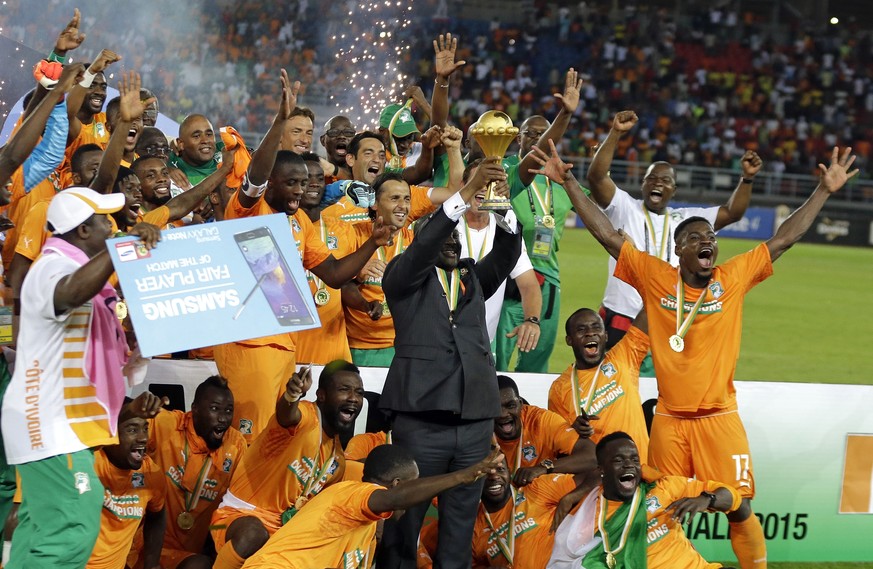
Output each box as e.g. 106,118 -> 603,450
1,187 -> 165,569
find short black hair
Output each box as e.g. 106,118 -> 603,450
105,96 -> 120,121
131,154 -> 166,174
348,131 -> 383,157
673,216 -> 712,242
565,307 -> 599,336
363,444 -> 416,484
273,150 -> 306,173
71,143 -> 103,176
135,127 -> 169,154
497,375 -> 519,397
112,166 -> 136,194
318,360 -> 361,391
300,151 -> 321,163
193,375 -> 231,405
595,431 -> 635,464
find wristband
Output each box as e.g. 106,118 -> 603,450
283,391 -> 301,404
701,491 -> 717,510
741,177 -> 754,184
333,163 -> 339,177
79,69 -> 97,89
435,78 -> 449,88
47,50 -> 66,64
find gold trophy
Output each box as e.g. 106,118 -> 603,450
469,111 -> 518,210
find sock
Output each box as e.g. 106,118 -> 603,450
2,540 -> 9,567
212,540 -> 246,569
729,515 -> 767,569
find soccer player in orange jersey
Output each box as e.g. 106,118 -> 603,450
210,361 -> 364,569
130,376 -> 246,569
550,432 -> 741,569
548,308 -> 650,460
87,405 -> 167,569
493,376 -> 596,488
532,141 -> 860,569
241,445 -> 504,569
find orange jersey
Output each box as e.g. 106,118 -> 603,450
344,431 -> 389,461
614,242 -> 773,415
146,409 -> 246,555
60,112 -> 110,188
322,185 -> 434,226
2,169 -> 60,268
295,215 -> 354,364
13,199 -> 51,262
497,405 -> 579,474
548,326 -> 650,457
598,476 -> 740,569
87,450 -> 166,569
138,204 -> 172,229
471,475 -> 577,569
223,192 -> 331,350
216,402 -> 345,527
346,224 -> 414,349
241,480 -> 390,569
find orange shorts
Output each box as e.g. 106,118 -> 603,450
649,410 -> 755,499
210,505 -> 282,552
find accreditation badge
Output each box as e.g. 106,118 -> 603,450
531,222 -> 554,260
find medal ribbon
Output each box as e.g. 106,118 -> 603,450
491,422 -> 524,476
597,486 -> 641,563
299,409 -> 340,502
307,219 -> 328,293
181,439 -> 213,515
462,217 -> 491,261
483,487 -> 518,565
436,268 -> 461,314
674,270 -> 708,341
570,363 -> 602,417
526,176 -> 554,219
641,204 -> 671,261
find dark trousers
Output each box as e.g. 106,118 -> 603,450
376,413 -> 492,569
599,305 -> 633,350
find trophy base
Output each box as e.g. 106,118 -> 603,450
479,198 -> 512,211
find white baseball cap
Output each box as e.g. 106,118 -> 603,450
46,187 -> 126,235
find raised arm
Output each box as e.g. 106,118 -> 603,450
424,126 -> 465,203
90,71 -> 154,194
516,68 -> 582,187
401,125 -> 440,185
368,449 -> 503,514
164,150 -> 235,222
713,150 -> 762,230
586,110 -> 638,208
531,140 -> 625,259
766,146 -> 858,262
430,33 -> 465,131
66,50 -> 122,143
275,366 -> 312,429
245,70 -> 299,196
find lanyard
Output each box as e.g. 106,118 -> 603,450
598,486 -> 642,568
306,218 -> 328,292
181,439 -> 213,515
436,268 -> 461,316
483,487 -> 519,565
526,176 -> 554,217
674,270 -> 708,342
570,363 -> 602,417
462,217 -> 491,261
641,204 -> 671,262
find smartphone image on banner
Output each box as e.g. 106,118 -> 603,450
234,227 -> 315,326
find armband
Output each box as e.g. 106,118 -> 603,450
241,175 -> 268,199
741,177 -> 754,184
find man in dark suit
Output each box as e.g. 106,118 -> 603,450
377,159 -> 522,569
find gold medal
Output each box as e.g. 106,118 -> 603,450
177,511 -> 195,531
606,552 -> 616,569
314,288 -> 330,306
294,495 -> 308,510
541,214 -> 555,229
381,300 -> 391,316
669,334 -> 685,353
115,300 -> 128,321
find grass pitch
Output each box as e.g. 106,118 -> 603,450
546,227 -> 873,384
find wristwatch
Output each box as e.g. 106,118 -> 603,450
524,316 -> 541,325
700,491 -> 717,510
540,459 -> 555,474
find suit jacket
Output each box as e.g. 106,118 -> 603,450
381,206 -> 522,420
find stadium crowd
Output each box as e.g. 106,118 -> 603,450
0,3 -> 862,569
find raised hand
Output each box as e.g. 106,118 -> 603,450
285,365 -> 313,401
129,391 -> 169,419
554,68 -> 583,114
528,140 -> 574,185
420,125 -> 443,149
118,71 -> 155,122
55,63 -> 86,93
346,180 -> 375,208
740,150 -> 763,178
818,146 -> 859,194
612,110 -> 638,133
88,49 -> 122,74
404,84 -> 428,107
54,9 -> 86,53
219,148 -> 238,174
278,69 -> 301,120
440,125 -> 463,150
468,158 -> 507,190
433,33 -> 466,79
